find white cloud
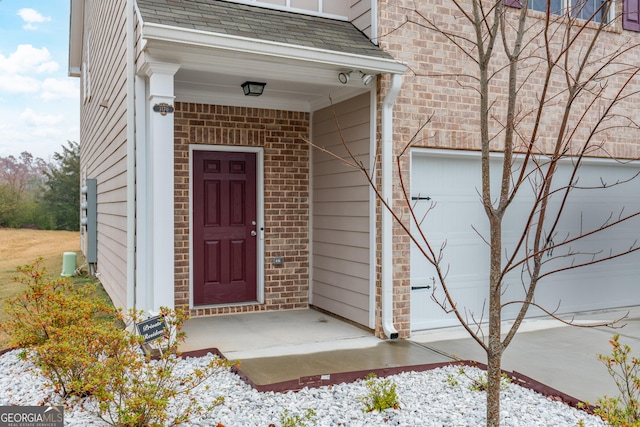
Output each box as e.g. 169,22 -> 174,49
0,45 -> 61,97
17,8 -> 51,31
19,108 -> 64,126
0,102 -> 79,160
41,78 -> 79,101
0,74 -> 40,94
0,45 -> 58,75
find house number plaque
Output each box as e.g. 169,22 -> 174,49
153,103 -> 174,115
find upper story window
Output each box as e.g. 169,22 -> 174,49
224,0 -> 349,20
526,0 -> 612,23
507,0 -> 640,30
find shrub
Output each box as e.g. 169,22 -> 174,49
444,366 -> 511,392
3,260 -> 237,424
595,334 -> 640,426
1,258 -> 116,349
279,408 -> 317,427
358,373 -> 399,413
1,259 -> 121,397
33,322 -> 119,397
92,307 -> 236,427
463,369 -> 511,392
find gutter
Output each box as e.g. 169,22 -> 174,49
126,0 -> 136,309
68,0 -> 84,77
141,23 -> 406,75
381,73 -> 403,340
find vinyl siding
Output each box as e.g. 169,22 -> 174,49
311,93 -> 371,327
223,0 -> 350,18
350,0 -> 372,38
79,0 -> 129,310
218,0 -> 374,32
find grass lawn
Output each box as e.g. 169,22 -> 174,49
0,228 -> 84,349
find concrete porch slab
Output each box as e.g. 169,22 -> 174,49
181,308 -> 376,357
180,306 -> 640,403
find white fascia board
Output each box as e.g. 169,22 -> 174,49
141,22 -> 407,75
68,0 -> 84,77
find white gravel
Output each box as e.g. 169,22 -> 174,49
0,349 -> 608,426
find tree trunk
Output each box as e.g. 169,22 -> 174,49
486,214 -> 503,427
486,314 -> 502,427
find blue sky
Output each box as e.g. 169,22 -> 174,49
0,0 -> 79,161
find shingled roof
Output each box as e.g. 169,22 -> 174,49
136,0 -> 394,60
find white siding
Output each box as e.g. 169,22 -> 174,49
79,0 -> 129,309
216,1 -> 374,39
350,0 -> 372,38
312,93 -> 371,326
222,0 -> 350,18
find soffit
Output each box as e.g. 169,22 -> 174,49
135,0 -> 405,111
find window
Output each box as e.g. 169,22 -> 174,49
528,0 -> 612,23
507,0 -> 640,31
506,0 -> 614,24
527,0 -> 563,15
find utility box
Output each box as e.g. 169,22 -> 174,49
61,252 -> 77,277
80,178 -> 97,271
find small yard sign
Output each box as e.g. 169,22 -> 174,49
136,315 -> 167,343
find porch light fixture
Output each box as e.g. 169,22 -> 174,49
241,81 -> 266,96
338,71 -> 351,84
361,73 -> 374,86
338,70 -> 374,86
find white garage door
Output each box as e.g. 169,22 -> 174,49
410,149 -> 640,331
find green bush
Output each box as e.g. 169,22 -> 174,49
2,259 -> 121,397
92,307 -> 235,427
1,258 -> 116,349
33,322 -> 124,397
358,373 -> 399,413
2,260 -> 236,425
279,408 -> 317,427
595,334 -> 640,426
459,368 -> 511,392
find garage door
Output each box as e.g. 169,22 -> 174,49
410,149 -> 640,331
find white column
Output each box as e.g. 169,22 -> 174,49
140,61 -> 180,312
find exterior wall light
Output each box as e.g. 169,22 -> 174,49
338,70 -> 375,86
361,73 -> 374,85
338,71 -> 351,84
241,81 -> 266,96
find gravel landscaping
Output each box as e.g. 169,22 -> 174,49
0,349 -> 610,426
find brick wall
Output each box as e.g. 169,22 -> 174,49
375,0 -> 640,336
173,102 -> 310,317
378,1 -> 640,158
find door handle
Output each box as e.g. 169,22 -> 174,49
250,230 -> 257,237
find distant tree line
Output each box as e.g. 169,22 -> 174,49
0,141 -> 80,231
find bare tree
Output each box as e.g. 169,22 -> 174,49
0,152 -> 47,196
317,0 -> 640,425
0,152 -> 48,227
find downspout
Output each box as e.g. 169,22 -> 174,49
381,73 -> 403,339
126,0 -> 136,309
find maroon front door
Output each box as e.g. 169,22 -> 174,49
193,150 -> 258,305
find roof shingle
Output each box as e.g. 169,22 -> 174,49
136,0 -> 394,60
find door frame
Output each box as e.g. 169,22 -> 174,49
189,144 -> 265,309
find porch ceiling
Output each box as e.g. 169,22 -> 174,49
144,40 -> 379,111
136,0 -> 406,111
